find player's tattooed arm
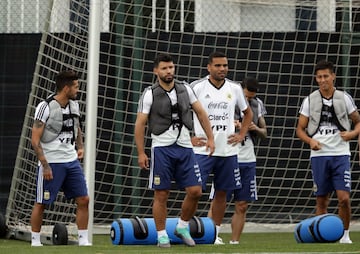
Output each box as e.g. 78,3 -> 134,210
31,120 -> 50,169
31,119 -> 53,180
33,119 -> 44,128
76,127 -> 84,149
76,127 -> 84,159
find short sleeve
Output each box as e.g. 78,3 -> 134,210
34,101 -> 50,123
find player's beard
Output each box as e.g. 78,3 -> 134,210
214,72 -> 226,81
159,75 -> 174,84
67,91 -> 78,100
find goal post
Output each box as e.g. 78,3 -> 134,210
83,0 -> 102,243
5,0 -> 360,242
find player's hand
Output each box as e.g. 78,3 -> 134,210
340,131 -> 353,141
248,122 -> 257,131
191,136 -> 207,147
227,133 -> 244,146
206,139 -> 215,156
43,165 -> 53,181
138,153 -> 149,170
234,120 -> 241,130
309,138 -> 322,150
77,148 -> 84,159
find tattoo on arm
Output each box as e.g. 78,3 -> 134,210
34,120 -> 44,128
34,143 -> 49,168
76,128 -> 84,149
32,120 -> 49,168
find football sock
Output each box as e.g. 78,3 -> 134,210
157,230 -> 168,238
78,229 -> 89,245
31,231 -> 42,245
177,218 -> 189,229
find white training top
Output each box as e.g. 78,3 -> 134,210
237,97 -> 266,163
299,90 -> 357,157
138,84 -> 197,148
34,101 -> 78,163
191,76 -> 249,157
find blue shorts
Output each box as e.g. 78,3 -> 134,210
35,160 -> 88,204
150,144 -> 202,190
311,155 -> 351,196
229,162 -> 257,202
195,154 -> 241,192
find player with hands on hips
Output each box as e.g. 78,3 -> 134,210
207,77 -> 267,244
190,51 -> 253,244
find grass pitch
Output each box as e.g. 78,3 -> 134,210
1,232 -> 360,254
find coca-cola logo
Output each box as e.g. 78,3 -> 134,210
208,101 -> 228,109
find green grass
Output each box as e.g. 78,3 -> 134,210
1,232 -> 360,253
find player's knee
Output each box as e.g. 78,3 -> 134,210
76,195 -> 90,208
235,202 -> 248,214
187,186 -> 202,199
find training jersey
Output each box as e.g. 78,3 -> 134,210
238,97 -> 266,163
34,100 -> 79,163
191,76 -> 248,157
299,90 -> 357,157
138,83 -> 197,148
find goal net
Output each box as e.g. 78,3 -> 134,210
5,0 -> 360,237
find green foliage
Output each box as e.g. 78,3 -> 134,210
1,232 -> 360,253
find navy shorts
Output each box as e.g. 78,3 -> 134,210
311,155 -> 351,196
35,160 -> 88,204
149,143 -> 202,190
195,154 -> 241,192
230,162 -> 257,202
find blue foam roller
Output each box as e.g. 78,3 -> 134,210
312,214 -> 344,242
294,213 -> 344,243
167,217 -> 216,244
294,216 -> 317,243
110,217 -> 157,245
110,216 -> 215,245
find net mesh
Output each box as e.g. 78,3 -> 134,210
5,0 -> 360,234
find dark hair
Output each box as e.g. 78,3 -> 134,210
208,51 -> 227,64
153,53 -> 173,68
314,60 -> 334,74
55,70 -> 78,92
242,77 -> 259,92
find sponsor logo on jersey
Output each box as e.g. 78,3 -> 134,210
208,101 -> 228,110
208,113 -> 229,121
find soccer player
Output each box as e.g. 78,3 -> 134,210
190,51 -> 253,244
30,70 -> 91,247
296,60 -> 360,244
207,77 -> 267,244
134,53 -> 215,248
